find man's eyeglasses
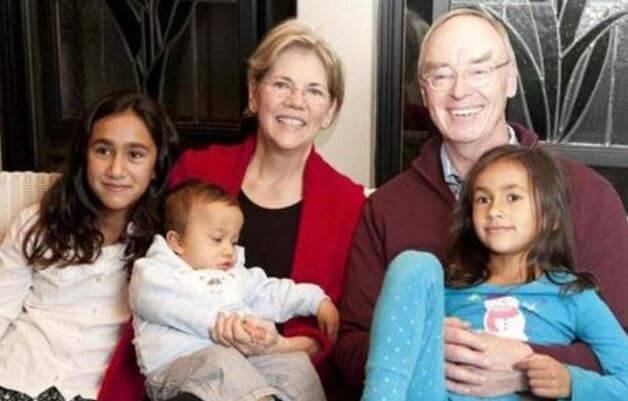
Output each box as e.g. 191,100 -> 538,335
421,59 -> 511,92
261,78 -> 331,106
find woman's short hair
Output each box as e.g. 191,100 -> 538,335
248,19 -> 344,120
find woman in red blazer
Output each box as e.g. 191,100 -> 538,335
166,19 -> 365,400
99,20 -> 364,401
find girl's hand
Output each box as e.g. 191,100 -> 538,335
515,354 -> 571,399
316,298 -> 339,343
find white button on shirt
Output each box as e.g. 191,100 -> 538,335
0,205 -> 131,400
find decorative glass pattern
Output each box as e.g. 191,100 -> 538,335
58,0 -> 137,118
161,3 -> 241,123
103,0 -> 200,100
57,0 -> 240,122
399,0 -> 627,208
449,0 -> 628,148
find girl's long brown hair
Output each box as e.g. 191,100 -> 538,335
446,145 -> 597,293
23,91 -> 179,270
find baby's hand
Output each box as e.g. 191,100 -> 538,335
515,354 -> 571,399
242,317 -> 266,343
317,298 -> 339,343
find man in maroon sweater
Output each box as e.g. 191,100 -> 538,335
336,8 -> 628,398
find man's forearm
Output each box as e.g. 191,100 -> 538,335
334,329 -> 369,389
530,342 -> 599,371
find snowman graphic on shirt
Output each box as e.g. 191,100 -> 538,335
483,296 -> 528,341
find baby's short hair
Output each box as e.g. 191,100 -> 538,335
164,180 -> 240,234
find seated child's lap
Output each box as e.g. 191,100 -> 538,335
146,345 -> 324,401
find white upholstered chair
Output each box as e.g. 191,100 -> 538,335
0,171 -> 60,242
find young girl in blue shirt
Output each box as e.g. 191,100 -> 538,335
361,146 -> 628,401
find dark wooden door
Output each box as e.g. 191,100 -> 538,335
0,0 -> 295,171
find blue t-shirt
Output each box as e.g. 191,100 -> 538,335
445,273 -> 628,401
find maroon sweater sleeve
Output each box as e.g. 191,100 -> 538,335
531,163 -> 628,371
335,200 -> 386,389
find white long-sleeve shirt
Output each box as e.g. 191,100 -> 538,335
0,205 -> 130,399
129,235 -> 327,374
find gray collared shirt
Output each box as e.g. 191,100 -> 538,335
440,125 -> 519,199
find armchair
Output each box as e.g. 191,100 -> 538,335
0,171 -> 60,241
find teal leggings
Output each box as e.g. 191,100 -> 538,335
361,251 -> 446,401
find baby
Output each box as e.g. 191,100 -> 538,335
129,181 -> 337,401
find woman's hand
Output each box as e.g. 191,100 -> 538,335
211,313 -> 280,356
317,298 -> 339,343
515,354 -> 571,399
211,313 -> 323,356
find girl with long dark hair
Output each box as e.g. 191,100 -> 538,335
0,91 -> 178,401
361,146 -> 627,401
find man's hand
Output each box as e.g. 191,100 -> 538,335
515,354 -> 571,399
445,318 -> 533,397
445,317 -> 489,383
478,332 -> 533,370
445,317 -> 489,366
447,366 -> 530,398
317,298 -> 339,343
